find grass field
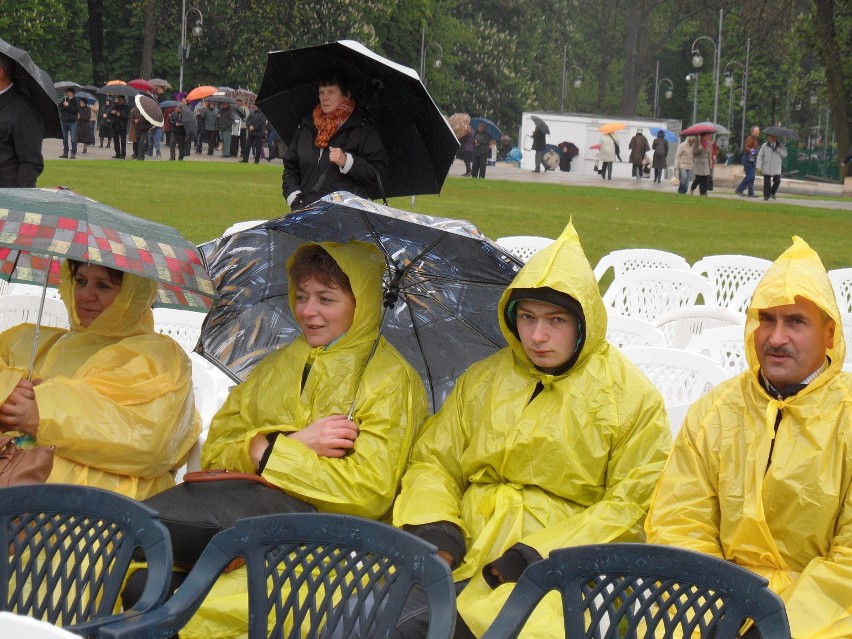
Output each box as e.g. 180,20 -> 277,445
38,160 -> 852,270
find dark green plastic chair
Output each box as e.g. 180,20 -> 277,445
98,513 -> 456,639
480,543 -> 791,639
0,484 -> 173,637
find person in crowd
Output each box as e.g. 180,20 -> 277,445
202,101 -> 218,156
459,126 -> 473,177
76,97 -> 92,154
129,102 -> 152,161
499,136 -> 513,162
0,52 -> 44,187
58,86 -> 78,159
236,98 -> 248,157
672,136 -> 696,195
98,98 -> 112,148
88,98 -> 99,148
739,140 -> 757,182
690,132 -> 713,195
266,123 -> 286,162
0,259 -> 200,500
169,102 -> 187,161
646,236 -> 852,638
282,73 -> 387,211
530,122 -> 547,172
193,100 -> 205,154
393,221 -> 671,638
651,130 -> 669,183
240,103 -> 266,163
110,95 -> 130,158
146,124 -> 163,158
176,241 -> 427,638
218,102 -> 236,158
757,133 -> 788,201
471,121 -> 490,179
628,128 -> 650,180
598,132 -> 619,180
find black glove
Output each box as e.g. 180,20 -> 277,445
290,196 -> 304,212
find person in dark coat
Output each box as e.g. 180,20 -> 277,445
471,122 -> 490,179
99,99 -> 112,148
282,73 -> 387,211
240,104 -> 266,163
110,95 -> 130,158
0,52 -> 44,187
628,129 -> 650,180
58,87 -> 78,158
458,128 -> 473,177
76,98 -> 93,154
531,125 -> 547,172
651,131 -> 669,183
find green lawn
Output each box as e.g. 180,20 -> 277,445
38,160 -> 852,270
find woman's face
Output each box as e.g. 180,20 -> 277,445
294,276 -> 356,347
318,84 -> 348,114
73,264 -> 122,328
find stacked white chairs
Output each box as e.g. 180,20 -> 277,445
6,283 -> 62,299
602,268 -> 713,323
842,313 -> 852,372
606,315 -> 666,349
495,236 -> 554,263
0,295 -> 69,332
153,307 -> 206,353
727,277 -> 760,315
687,324 -> 748,378
653,305 -> 745,349
828,268 -> 852,315
692,255 -> 771,308
593,248 -> 690,282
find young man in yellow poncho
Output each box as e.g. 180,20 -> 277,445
392,222 -> 672,638
646,236 -> 852,639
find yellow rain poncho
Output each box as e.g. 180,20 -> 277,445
184,241 -> 428,639
646,237 -> 852,639
0,261 -> 200,500
393,222 -> 671,637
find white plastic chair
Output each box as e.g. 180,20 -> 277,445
152,307 -> 206,353
494,236 -> 554,263
602,268 -> 713,323
222,219 -> 267,236
606,315 -> 666,349
0,612 -> 80,639
842,313 -> 852,372
686,324 -> 748,379
6,283 -> 62,299
0,295 -> 69,332
653,304 -> 745,349
593,248 -> 690,282
828,268 -> 852,315
691,255 -> 771,308
727,277 -> 761,315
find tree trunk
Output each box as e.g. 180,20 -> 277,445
812,0 -> 849,177
139,0 -> 159,78
620,0 -> 640,115
87,0 -> 105,84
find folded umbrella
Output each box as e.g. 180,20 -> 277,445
763,125 -> 799,142
0,38 -> 62,138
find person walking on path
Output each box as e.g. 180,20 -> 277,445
598,133 -> 619,180
756,133 -> 788,201
240,104 -> 266,163
651,130 -> 668,183
735,126 -> 761,197
673,136 -> 695,195
109,95 -> 130,158
690,133 -> 713,195
628,128 -> 649,180
58,87 -> 78,158
531,123 -> 547,172
471,121 -> 490,179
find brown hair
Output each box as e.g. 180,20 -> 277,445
288,244 -> 353,297
67,259 -> 124,285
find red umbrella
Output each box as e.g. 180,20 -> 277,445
680,124 -> 718,136
127,78 -> 154,92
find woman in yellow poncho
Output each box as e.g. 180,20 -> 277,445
392,222 -> 672,638
0,260 -> 200,500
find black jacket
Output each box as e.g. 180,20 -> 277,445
59,95 -> 78,123
0,85 -> 44,187
110,102 -> 130,130
246,109 -> 266,134
282,106 -> 387,207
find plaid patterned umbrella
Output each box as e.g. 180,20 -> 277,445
0,188 -> 216,310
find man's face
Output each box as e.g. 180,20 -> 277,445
752,127 -> 760,138
515,299 -> 579,373
755,296 -> 835,387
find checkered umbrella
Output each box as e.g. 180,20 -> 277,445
0,188 -> 216,310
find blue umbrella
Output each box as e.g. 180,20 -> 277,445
159,100 -> 180,108
544,143 -> 562,157
651,127 -> 677,143
471,117 -> 502,142
74,91 -> 97,105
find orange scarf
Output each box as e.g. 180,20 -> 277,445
312,97 -> 355,148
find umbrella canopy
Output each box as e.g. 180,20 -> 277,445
80,84 -> 100,93
650,127 -> 678,143
544,143 -> 562,157
589,144 -> 601,150
186,85 -> 218,102
471,117 -> 502,142
530,115 -> 550,135
149,78 -> 172,88
198,192 -> 520,411
598,122 -> 626,134
158,100 -> 179,108
764,125 -> 800,141
0,38 -> 62,138
135,94 -> 164,127
694,121 -> 730,135
205,94 -> 238,106
74,91 -> 97,105
680,123 -> 718,136
127,78 -> 154,92
558,141 -> 579,158
448,113 -> 471,138
256,39 -> 459,199
106,79 -> 126,85
53,80 -> 82,94
97,84 -> 140,98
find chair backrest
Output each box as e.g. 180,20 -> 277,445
0,485 -> 173,637
480,543 -> 791,639
152,307 -> 206,353
727,277 -> 760,315
653,304 -> 745,349
842,313 -> 852,372
593,248 -> 690,282
5,283 -> 62,300
828,268 -> 852,315
621,347 -> 727,405
602,269 -> 713,323
99,513 -> 456,639
0,295 -> 69,332
686,324 -> 749,379
605,314 -> 666,349
691,255 -> 771,308
495,236 -> 554,263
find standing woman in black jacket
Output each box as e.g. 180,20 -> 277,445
282,73 -> 387,211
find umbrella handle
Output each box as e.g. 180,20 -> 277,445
27,256 -> 54,381
368,163 -> 388,206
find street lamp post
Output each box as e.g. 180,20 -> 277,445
419,26 -> 443,88
654,78 -> 673,118
686,73 -> 699,124
560,44 -> 582,112
178,0 -> 203,93
723,61 -> 743,133
740,37 -> 750,148
690,10 -> 723,125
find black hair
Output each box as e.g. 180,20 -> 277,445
317,72 -> 353,97
67,259 -> 124,285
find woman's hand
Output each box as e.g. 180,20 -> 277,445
288,414 -> 358,457
249,432 -> 271,471
329,147 -> 347,168
0,378 -> 42,436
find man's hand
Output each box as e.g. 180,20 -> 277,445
0,378 -> 42,436
329,147 -> 347,168
288,415 -> 358,457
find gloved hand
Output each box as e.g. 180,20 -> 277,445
290,196 -> 304,212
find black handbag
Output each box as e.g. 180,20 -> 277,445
144,470 -> 316,564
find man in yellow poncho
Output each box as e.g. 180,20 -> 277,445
179,241 -> 428,639
0,260 -> 200,500
393,222 -> 672,638
646,236 -> 852,639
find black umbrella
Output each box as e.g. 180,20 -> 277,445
205,94 -> 238,106
75,91 -> 97,105
256,40 -> 459,200
0,38 -> 61,138
764,125 -> 800,142
53,80 -> 82,94
530,115 -> 550,135
80,84 -> 100,93
97,84 -> 140,99
197,192 -> 520,412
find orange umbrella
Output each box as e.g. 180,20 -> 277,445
186,85 -> 218,102
106,79 -> 126,85
598,122 -> 626,134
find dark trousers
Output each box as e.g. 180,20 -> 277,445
173,130 -> 187,160
763,174 -> 781,199
534,149 -> 545,171
243,132 -> 263,162
204,129 -> 217,155
600,161 -> 613,180
135,130 -> 149,159
653,168 -> 663,182
472,153 -> 487,178
691,174 -> 710,195
737,156 -> 757,194
112,126 -> 127,156
60,120 -> 78,155
462,151 -> 472,175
